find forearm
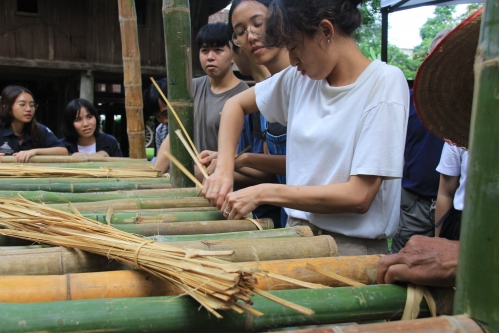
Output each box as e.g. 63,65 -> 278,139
255,175 -> 382,214
153,134 -> 170,174
234,172 -> 268,188
435,174 -> 459,236
34,147 -> 69,156
237,153 -> 286,175
235,167 -> 279,183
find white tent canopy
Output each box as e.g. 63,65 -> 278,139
381,0 -> 480,12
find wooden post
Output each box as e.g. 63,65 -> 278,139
79,70 -> 94,103
162,0 -> 194,188
118,0 -> 146,159
454,1 -> 499,331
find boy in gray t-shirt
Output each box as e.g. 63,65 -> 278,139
154,22 -> 248,173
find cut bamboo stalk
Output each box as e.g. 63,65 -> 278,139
0,177 -> 170,184
0,182 -> 172,192
157,235 -> 337,262
0,285 -> 451,332
113,218 -> 274,236
0,165 -> 161,178
81,209 -> 227,224
118,0 -> 146,158
0,156 -> 142,163
48,197 -> 211,211
306,263 -> 366,287
150,226 -> 313,242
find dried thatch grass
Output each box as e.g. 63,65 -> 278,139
0,197 -> 314,318
0,165 -> 161,178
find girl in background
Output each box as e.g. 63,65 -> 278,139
0,85 -> 67,162
60,98 -> 122,157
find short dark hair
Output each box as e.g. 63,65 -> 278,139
61,98 -> 100,142
264,0 -> 363,49
196,22 -> 231,49
143,78 -> 167,118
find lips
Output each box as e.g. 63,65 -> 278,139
251,45 -> 264,55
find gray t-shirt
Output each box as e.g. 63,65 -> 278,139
193,76 -> 248,152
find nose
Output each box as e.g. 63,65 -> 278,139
207,50 -> 216,60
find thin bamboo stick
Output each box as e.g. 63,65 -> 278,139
175,129 -> 208,178
161,150 -> 202,188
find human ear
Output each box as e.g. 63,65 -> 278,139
318,19 -> 335,41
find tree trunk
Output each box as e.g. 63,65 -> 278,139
118,0 -> 146,159
162,0 -> 194,187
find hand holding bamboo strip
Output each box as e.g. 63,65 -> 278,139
0,197 -> 313,318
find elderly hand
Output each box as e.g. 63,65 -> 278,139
377,235 -> 459,287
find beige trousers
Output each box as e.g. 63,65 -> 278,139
286,217 -> 388,256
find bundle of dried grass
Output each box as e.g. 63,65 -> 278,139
0,165 -> 161,178
0,197 -> 313,318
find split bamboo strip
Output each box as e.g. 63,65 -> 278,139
0,165 -> 161,178
0,285 -> 451,332
161,150 -> 202,188
118,0 -> 146,158
0,197 -> 310,317
0,156 -> 143,163
306,263 -> 366,287
48,197 -> 211,211
112,218 -> 274,236
175,129 -> 208,178
150,226 -> 313,242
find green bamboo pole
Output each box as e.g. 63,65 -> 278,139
30,162 -> 154,169
0,177 -> 169,184
113,218 -> 274,236
5,189 -> 199,203
0,156 -> 143,163
118,0 -> 146,158
0,285 -> 441,332
48,197 -> 211,211
150,226 -> 313,242
82,209 -> 225,224
454,2 -> 499,332
0,182 -> 172,192
162,0 -> 194,188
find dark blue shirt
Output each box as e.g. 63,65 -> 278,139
60,132 -> 123,157
0,124 -> 64,155
402,89 -> 444,197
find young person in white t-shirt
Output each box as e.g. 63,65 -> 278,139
203,0 -> 409,255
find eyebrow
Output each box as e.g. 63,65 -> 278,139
233,14 -> 264,30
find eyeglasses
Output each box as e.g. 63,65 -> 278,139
16,102 -> 39,110
231,18 -> 265,48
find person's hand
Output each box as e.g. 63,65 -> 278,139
13,149 -> 37,163
92,151 -> 110,157
377,235 -> 459,287
202,168 -> 234,209
199,150 -> 217,166
221,184 -> 263,220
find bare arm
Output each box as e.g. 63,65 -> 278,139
153,134 -> 170,174
377,235 -> 459,287
435,174 -> 459,236
202,88 -> 259,207
13,147 -> 68,163
235,153 -> 286,175
221,174 -> 382,220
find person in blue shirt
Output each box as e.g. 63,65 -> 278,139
59,98 -> 122,157
0,85 -> 68,162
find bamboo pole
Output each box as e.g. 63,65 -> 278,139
112,218 -> 274,236
0,285 -> 447,332
162,0 -> 194,187
151,226 -> 313,242
0,156 -> 142,163
0,177 -> 170,184
0,182 -> 173,193
152,235 -> 337,262
0,189 -> 199,203
454,2 -> 499,330
81,209 -> 227,224
118,0 -> 146,158
48,197 -> 211,211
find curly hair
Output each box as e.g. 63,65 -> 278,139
264,0 -> 363,49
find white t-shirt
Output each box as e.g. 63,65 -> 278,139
255,60 -> 409,239
436,143 -> 468,211
77,143 -> 96,155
